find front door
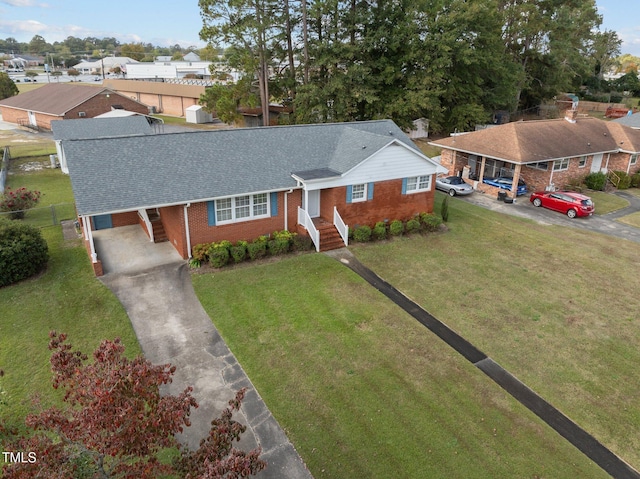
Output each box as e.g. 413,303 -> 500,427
306,190 -> 320,218
591,153 -> 604,173
27,111 -> 37,127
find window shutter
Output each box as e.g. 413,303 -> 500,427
346,185 -> 353,204
270,192 -> 278,216
207,201 -> 216,226
367,182 -> 374,200
401,178 -> 408,195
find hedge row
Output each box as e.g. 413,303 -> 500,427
349,212 -> 442,243
190,230 -> 314,268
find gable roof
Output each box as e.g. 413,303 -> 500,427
51,117 -> 153,141
430,117 -> 640,163
0,84 -> 119,116
64,120 -> 436,216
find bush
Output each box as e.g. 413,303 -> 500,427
208,241 -> 231,268
268,238 -> 290,256
0,187 -> 41,220
0,219 -> 49,287
420,212 -> 442,232
192,242 -> 211,263
292,234 -> 314,252
584,172 -> 607,191
406,218 -> 421,234
441,196 -> 449,222
389,220 -> 404,236
352,225 -> 372,242
230,241 -> 247,263
247,237 -> 268,260
631,172 -> 640,188
372,221 -> 387,240
613,170 -> 631,189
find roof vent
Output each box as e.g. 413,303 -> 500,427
362,145 -> 366,149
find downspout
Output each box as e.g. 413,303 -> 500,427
183,203 -> 192,259
284,189 -> 294,231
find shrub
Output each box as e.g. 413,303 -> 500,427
230,241 -> 248,263
0,219 -> 49,287
353,225 -> 372,242
208,241 -> 231,268
247,238 -> 267,260
372,221 -> 387,240
441,196 -> 449,222
584,172 -> 607,191
268,238 -> 290,255
565,176 -> 585,192
406,218 -> 421,234
613,170 -> 631,189
192,242 -> 211,263
389,220 -> 404,236
292,234 -> 314,251
0,187 -> 41,220
631,172 -> 640,188
420,212 -> 442,232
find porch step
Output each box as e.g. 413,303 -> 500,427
146,209 -> 168,243
314,219 -> 345,252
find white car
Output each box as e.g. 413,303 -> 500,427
435,176 -> 474,196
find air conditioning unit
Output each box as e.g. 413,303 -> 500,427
148,106 -> 157,114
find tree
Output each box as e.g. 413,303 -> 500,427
120,43 -> 146,61
67,68 -> 80,79
2,332 -> 266,479
0,218 -> 48,287
0,72 -> 18,100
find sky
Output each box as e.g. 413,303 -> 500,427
0,0 -> 638,56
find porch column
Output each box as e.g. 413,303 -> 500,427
478,156 -> 487,182
510,164 -> 523,200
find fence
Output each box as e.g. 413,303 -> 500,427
0,203 -> 76,228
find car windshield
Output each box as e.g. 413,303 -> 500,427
448,177 -> 464,184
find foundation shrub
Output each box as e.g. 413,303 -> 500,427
372,221 -> 387,240
389,220 -> 404,236
292,234 -> 314,252
631,172 -> 640,188
192,242 -> 211,263
208,240 -> 231,268
613,171 -> 631,189
247,236 -> 268,260
406,218 -> 421,234
420,212 -> 442,232
230,241 -> 248,263
269,230 -> 295,255
584,172 -> 607,191
353,225 -> 372,242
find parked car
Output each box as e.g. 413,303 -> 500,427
482,177 -> 528,195
530,191 -> 594,218
435,176 -> 474,196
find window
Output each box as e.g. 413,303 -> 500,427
553,158 -> 569,171
578,156 -> 587,168
527,162 -> 548,171
631,154 -> 638,165
405,175 -> 431,193
216,194 -> 270,224
351,184 -> 366,202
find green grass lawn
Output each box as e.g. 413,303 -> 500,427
617,211 -> 640,227
588,190 -> 629,214
191,191 -> 640,478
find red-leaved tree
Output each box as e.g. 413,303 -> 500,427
2,332 -> 266,478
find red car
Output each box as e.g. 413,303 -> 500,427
530,191 -> 594,218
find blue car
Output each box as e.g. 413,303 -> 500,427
482,177 -> 528,196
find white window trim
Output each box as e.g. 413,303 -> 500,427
553,158 -> 569,171
527,161 -> 549,171
578,156 -> 587,168
351,183 -> 367,202
631,154 -> 638,165
216,193 -> 270,225
406,175 -> 432,194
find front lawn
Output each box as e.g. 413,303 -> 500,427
588,190 -> 629,214
191,196 -> 637,478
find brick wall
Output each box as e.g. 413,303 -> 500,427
0,107 -> 60,129
160,205 -> 187,257
64,92 -> 148,119
111,211 -> 139,228
320,178 -> 435,227
183,191 -> 302,256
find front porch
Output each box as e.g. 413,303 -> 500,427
297,206 -> 348,252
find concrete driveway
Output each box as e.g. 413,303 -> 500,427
96,225 -> 312,478
460,190 -> 640,243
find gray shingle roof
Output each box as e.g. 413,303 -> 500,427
612,112 -> 640,129
51,117 -> 153,140
65,120 -> 422,216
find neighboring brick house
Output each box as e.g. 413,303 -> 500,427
0,83 -> 149,131
429,111 -> 640,198
63,120 -> 446,275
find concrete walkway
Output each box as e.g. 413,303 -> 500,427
96,226 -> 312,478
